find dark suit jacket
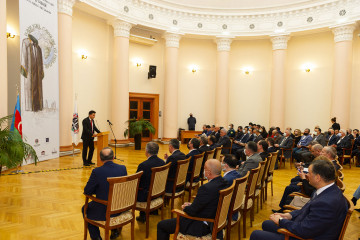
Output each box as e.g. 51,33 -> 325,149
327,134 -> 339,146
253,134 -> 263,143
259,151 -> 270,161
234,132 -> 244,141
279,136 -> 294,158
81,117 -> 100,140
198,145 -> 211,154
214,135 -> 231,154
136,155 -> 165,201
313,134 -> 326,146
187,116 -> 196,130
248,134 -> 255,142
223,170 -> 241,185
83,161 -> 127,220
180,176 -> 229,237
165,150 -> 186,192
237,153 -> 262,177
186,149 -> 201,181
280,184 -> 348,240
267,146 -> 277,153
336,135 -> 352,155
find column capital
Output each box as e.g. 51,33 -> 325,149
164,33 -> 181,48
58,0 -> 76,16
112,20 -> 133,38
270,35 -> 290,50
215,38 -> 233,52
332,24 -> 356,43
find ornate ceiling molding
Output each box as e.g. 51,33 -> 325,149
79,0 -> 360,37
332,24 -> 356,42
271,35 -> 290,50
216,38 -> 233,51
164,33 -> 181,48
58,0 -> 76,16
112,20 -> 133,38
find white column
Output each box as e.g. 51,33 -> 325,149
0,0 -> 7,117
215,38 -> 232,127
58,0 -> 75,152
270,35 -> 290,129
111,20 -> 132,142
163,33 -> 181,139
331,24 -> 355,129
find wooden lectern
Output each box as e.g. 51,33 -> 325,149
96,132 -> 109,166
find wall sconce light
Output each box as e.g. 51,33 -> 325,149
242,67 -> 253,75
301,63 -> 315,73
132,58 -> 143,67
7,32 -> 15,38
78,49 -> 89,60
189,65 -> 198,73
81,55 -> 87,60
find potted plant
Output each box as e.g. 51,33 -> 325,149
0,115 -> 38,174
124,118 -> 156,150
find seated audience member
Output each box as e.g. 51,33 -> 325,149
252,158 -> 348,240
273,130 -> 282,145
327,128 -> 339,146
214,128 -> 231,154
312,127 -> 326,146
211,125 -> 221,141
295,141 -> 321,165
335,129 -> 341,137
286,127 -> 295,139
157,159 -> 229,240
165,139 -> 186,193
257,140 -> 270,160
237,141 -> 262,177
293,129 -> 302,145
351,130 -> 360,167
351,185 -> 360,212
253,129 -> 264,143
260,126 -> 268,139
347,128 -> 354,139
247,128 -> 255,142
332,129 -> 352,157
235,126 -> 244,140
320,146 -> 341,171
136,142 -> 165,223
227,123 -> 236,138
205,125 -> 212,136
232,126 -> 250,152
186,138 -> 201,182
275,129 -> 293,150
198,135 -> 210,153
208,135 -> 217,149
266,137 -> 277,153
276,127 -> 283,135
222,154 -> 241,185
82,148 -> 127,240
292,128 -> 312,156
200,124 -> 207,135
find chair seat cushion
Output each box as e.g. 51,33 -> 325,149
92,210 -> 133,226
177,233 -> 220,240
255,188 -> 260,197
165,190 -> 185,197
136,197 -> 164,210
267,175 -> 273,181
186,181 -> 200,188
240,198 -> 253,210
231,212 -> 241,225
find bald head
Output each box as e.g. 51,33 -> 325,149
100,147 -> 114,161
204,159 -> 222,180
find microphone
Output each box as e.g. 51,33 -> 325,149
107,120 -> 113,125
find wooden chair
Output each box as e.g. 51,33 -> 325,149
336,177 -> 346,193
213,147 -> 223,161
222,138 -> 234,154
278,140 -> 295,169
135,163 -> 171,238
200,149 -> 215,185
265,151 -> 278,200
337,170 -> 344,181
185,153 -> 205,202
83,171 -> 143,240
239,164 -> 260,238
278,195 -> 354,240
164,158 -> 190,218
172,182 -> 235,240
225,172 -> 249,240
254,159 -> 268,212
261,155 -> 272,203
340,139 -> 355,168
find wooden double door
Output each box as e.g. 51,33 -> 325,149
129,93 -> 159,141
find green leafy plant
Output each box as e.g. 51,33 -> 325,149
0,115 -> 38,172
124,118 -> 156,138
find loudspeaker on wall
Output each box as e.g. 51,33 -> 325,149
148,65 -> 157,79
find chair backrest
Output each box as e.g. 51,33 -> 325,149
262,155 -> 271,184
213,182 -> 235,235
247,164 -> 261,199
106,171 -> 143,215
267,151 -> 278,175
174,158 -> 191,188
256,160 -> 267,189
214,147 -> 222,160
230,172 -> 249,214
336,178 -> 346,193
337,170 -> 344,181
148,163 -> 171,200
191,153 -> 205,179
204,149 -> 215,162
338,195 -> 354,240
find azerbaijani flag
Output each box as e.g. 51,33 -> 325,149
11,95 -> 22,137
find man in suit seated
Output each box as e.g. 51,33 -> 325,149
214,128 -> 232,154
332,129 -> 352,158
211,125 -> 221,142
157,159 -> 229,240
232,126 -> 250,154
198,135 -> 210,153
222,154 -> 241,185
312,127 -> 326,146
237,141 -> 262,177
82,147 -> 127,240
321,146 -> 341,171
164,139 -> 186,193
294,141 -> 321,166
208,135 -> 217,149
327,128 -> 339,146
257,140 -> 270,160
253,129 -> 264,143
234,126 -> 244,141
205,125 -> 212,136
266,137 -> 277,153
136,142 -> 165,223
292,128 -> 312,158
274,129 -> 294,168
186,138 -> 201,182
251,158 -> 348,240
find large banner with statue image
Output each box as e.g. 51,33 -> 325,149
19,0 -> 59,163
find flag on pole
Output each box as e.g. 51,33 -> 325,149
71,100 -> 79,146
11,95 -> 22,137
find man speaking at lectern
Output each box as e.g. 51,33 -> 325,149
82,110 -> 100,166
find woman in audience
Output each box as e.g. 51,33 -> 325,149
294,129 -> 302,145
331,117 -> 340,131
260,126 -> 268,139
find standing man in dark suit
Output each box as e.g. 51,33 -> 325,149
136,142 -> 165,223
82,147 -> 127,240
251,158 -> 348,240
81,110 -> 101,166
157,159 -> 229,240
185,138 -> 201,182
187,113 -> 196,130
164,139 -> 186,193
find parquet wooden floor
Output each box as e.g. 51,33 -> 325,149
0,143 -> 359,240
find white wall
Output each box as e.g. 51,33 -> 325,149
350,28 -> 360,130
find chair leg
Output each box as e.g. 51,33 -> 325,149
225,225 -> 230,240
265,182 -> 268,201
146,211 -> 150,238
161,205 -> 164,220
171,198 -> 175,218
105,228 -> 109,240
131,219 -> 135,240
188,187 -> 192,202
271,180 -> 274,196
242,210 -> 247,238
84,221 -> 88,240
256,196 -> 259,213
238,220 -> 241,240
260,190 -> 263,209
